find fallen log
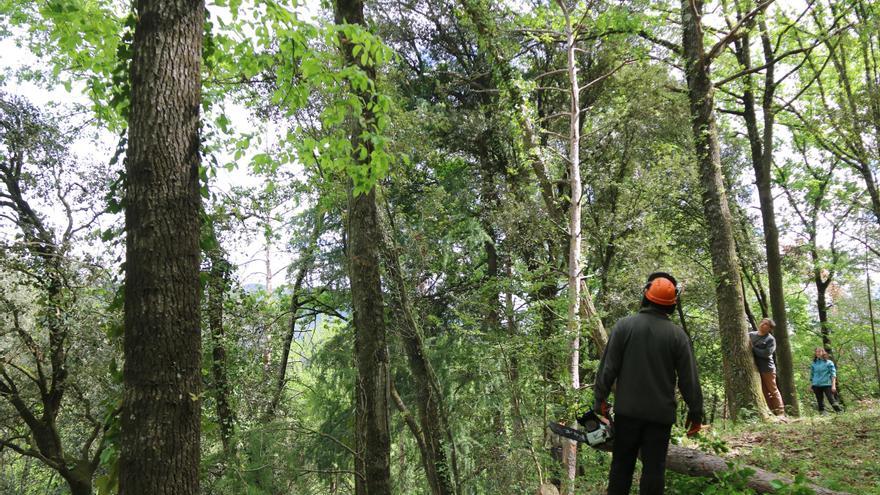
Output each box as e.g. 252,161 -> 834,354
664,444 -> 850,495
548,424 -> 849,494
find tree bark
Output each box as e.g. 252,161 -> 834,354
265,211 -> 324,420
680,0 -> 771,421
560,2 -> 581,491
728,12 -> 799,415
120,0 -> 204,493
378,204 -> 458,495
866,250 -> 880,396
334,1 -> 392,493
813,261 -> 833,354
208,252 -> 235,458
348,186 -> 392,495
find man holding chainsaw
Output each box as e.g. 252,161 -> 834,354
593,272 -> 704,495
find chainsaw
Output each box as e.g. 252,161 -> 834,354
548,408 -> 613,448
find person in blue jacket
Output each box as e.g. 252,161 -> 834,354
810,347 -> 842,413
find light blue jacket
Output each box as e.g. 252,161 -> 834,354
810,359 -> 837,387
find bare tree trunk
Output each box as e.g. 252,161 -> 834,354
814,263 -> 833,354
378,204 -> 458,495
265,211 -> 325,419
866,249 -> 880,396
680,0 -> 771,421
560,2 -> 581,491
348,186 -> 392,495
208,252 -> 236,459
120,0 -> 204,493
334,2 -> 392,493
727,10 -> 799,414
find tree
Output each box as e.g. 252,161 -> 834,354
778,145 -> 857,356
206,245 -> 236,460
333,0 -> 392,493
0,95 -> 115,495
379,202 -> 458,495
679,0 -> 772,420
715,0 -> 838,415
784,1 -> 880,229
119,0 -> 205,492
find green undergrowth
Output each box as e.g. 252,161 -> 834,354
667,399 -> 880,494
578,400 -> 880,494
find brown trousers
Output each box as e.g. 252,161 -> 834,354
760,371 -> 785,415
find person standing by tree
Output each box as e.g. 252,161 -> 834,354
594,272 -> 704,495
811,347 -> 842,414
749,318 -> 786,416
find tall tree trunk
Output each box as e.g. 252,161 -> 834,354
348,187 -> 392,495
478,135 -> 502,334
580,281 -> 608,354
680,0 -> 770,421
866,249 -> 880,396
813,262 -> 833,354
120,0 -> 204,493
560,2 -> 581,491
378,205 -> 458,495
208,253 -> 235,458
265,211 -> 325,420
334,1 -> 392,493
61,475 -> 92,495
505,261 -> 526,436
730,14 -> 799,415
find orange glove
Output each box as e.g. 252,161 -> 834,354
684,418 -> 701,437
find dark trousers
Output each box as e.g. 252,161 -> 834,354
812,386 -> 841,412
607,415 -> 672,495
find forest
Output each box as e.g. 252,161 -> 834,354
0,0 -> 879,493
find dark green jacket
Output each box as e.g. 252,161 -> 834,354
593,307 -> 704,425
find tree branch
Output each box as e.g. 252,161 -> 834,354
707,0 -> 775,62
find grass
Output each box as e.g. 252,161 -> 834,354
719,399 -> 880,494
576,399 -> 880,494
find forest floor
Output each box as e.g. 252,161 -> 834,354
578,401 -> 880,494
717,398 -> 880,494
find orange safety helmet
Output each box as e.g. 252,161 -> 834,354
644,272 -> 680,306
